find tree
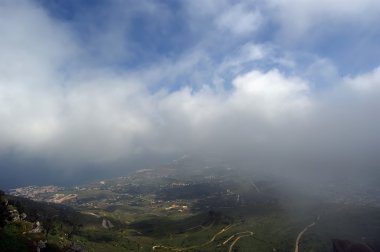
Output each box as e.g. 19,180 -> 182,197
0,190 -> 11,228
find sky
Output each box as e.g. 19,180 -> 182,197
1,0 -> 380,188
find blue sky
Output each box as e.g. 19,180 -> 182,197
1,0 -> 380,187
30,0 -> 380,99
36,0 -> 380,75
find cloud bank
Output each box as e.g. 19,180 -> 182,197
0,0 -> 380,187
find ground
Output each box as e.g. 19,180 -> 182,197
3,159 -> 380,251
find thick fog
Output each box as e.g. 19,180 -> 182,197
1,0 -> 380,188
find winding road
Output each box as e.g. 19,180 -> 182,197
228,231 -> 254,252
294,221 -> 316,252
152,224 -> 235,251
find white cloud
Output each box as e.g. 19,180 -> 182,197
218,43 -> 268,73
231,69 -> 311,118
345,66 -> 380,92
0,0 -> 380,186
267,0 -> 380,42
0,4 -> 70,85
215,3 -> 262,35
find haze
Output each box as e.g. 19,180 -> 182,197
1,0 -> 380,189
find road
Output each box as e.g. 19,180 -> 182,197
228,231 -> 254,252
152,224 -> 235,251
294,222 -> 316,252
251,180 -> 261,193
185,220 -> 215,232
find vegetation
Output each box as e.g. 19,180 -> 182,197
1,165 -> 380,251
